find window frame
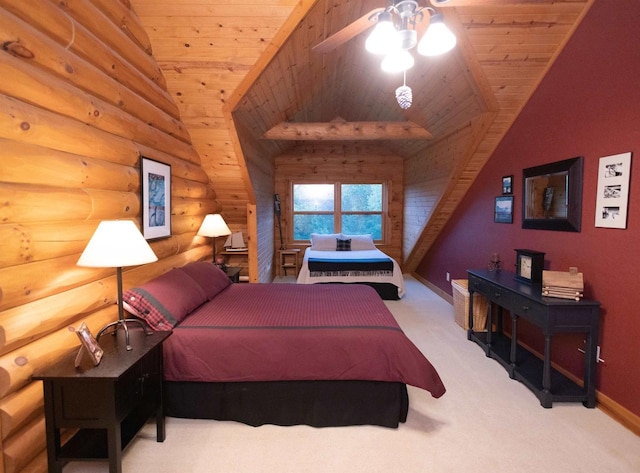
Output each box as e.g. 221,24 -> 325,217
290,180 -> 388,244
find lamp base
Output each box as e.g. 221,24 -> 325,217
97,318 -> 152,351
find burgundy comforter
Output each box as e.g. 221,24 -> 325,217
162,284 -> 445,398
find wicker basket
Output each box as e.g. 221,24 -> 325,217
451,279 -> 489,331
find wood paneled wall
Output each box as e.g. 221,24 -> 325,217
403,125 -> 474,264
274,144 -> 404,265
249,165 -> 276,282
0,2 -> 218,472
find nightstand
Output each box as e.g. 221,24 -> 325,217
223,266 -> 242,283
278,248 -> 300,277
33,329 -> 171,473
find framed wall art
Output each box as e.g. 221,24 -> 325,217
594,152 -> 632,229
140,156 -> 171,239
494,195 -> 514,224
522,157 -> 583,232
502,175 -> 513,195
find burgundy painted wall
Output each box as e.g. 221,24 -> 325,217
416,0 -> 640,417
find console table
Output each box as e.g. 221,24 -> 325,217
34,329 -> 171,473
467,269 -> 600,408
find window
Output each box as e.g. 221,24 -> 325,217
292,183 -> 385,241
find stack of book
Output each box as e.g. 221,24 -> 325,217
542,269 -> 584,301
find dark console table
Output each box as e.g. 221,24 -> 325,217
467,269 -> 600,408
34,329 -> 171,473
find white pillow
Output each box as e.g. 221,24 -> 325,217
310,233 -> 342,250
341,234 -> 376,250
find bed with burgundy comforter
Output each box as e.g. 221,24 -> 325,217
123,262 -> 445,428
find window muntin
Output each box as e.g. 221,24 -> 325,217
292,183 -> 385,242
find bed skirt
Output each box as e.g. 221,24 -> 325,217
314,282 -> 400,300
164,380 -> 409,428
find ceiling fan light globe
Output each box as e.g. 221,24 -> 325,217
417,15 -> 456,56
365,13 -> 399,55
381,50 -> 414,73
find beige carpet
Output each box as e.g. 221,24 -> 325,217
67,276 -> 640,472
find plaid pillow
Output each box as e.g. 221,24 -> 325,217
123,288 -> 177,331
336,238 -> 351,251
341,234 -> 376,250
311,233 -> 342,250
122,268 -> 208,331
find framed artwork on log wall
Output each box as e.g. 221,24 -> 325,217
140,156 -> 171,239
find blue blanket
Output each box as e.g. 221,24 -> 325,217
308,257 -> 393,274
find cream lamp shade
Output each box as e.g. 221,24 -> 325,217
197,214 -> 231,264
77,220 -> 157,351
77,220 -> 158,268
197,214 -> 231,238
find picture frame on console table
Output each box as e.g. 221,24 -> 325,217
140,156 -> 172,240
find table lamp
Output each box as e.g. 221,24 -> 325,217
197,214 -> 231,264
77,220 -> 158,350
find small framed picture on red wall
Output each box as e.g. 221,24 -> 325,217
494,196 -> 514,224
502,175 -> 513,195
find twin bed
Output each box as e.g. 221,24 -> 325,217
296,233 -> 406,300
123,254 -> 443,428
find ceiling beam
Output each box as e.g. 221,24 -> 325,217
262,121 -> 433,141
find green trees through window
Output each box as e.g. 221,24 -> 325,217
292,183 -> 384,241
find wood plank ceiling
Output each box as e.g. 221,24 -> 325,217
131,0 -> 593,270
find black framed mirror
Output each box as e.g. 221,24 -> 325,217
522,156 -> 583,232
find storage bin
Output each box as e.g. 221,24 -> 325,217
451,279 -> 489,331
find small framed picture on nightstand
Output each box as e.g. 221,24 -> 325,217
74,323 -> 104,367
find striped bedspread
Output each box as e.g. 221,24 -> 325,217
162,283 -> 445,398
308,256 -> 393,276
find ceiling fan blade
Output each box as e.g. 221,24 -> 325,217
431,0 -> 552,6
312,8 -> 384,54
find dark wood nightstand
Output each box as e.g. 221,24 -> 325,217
33,329 -> 171,473
223,266 -> 242,283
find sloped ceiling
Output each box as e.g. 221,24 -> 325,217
131,0 -> 593,270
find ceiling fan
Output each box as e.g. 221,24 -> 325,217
312,0 -> 454,55
312,0 -> 457,109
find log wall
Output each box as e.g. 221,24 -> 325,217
0,2 -> 219,472
274,144 -> 404,265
